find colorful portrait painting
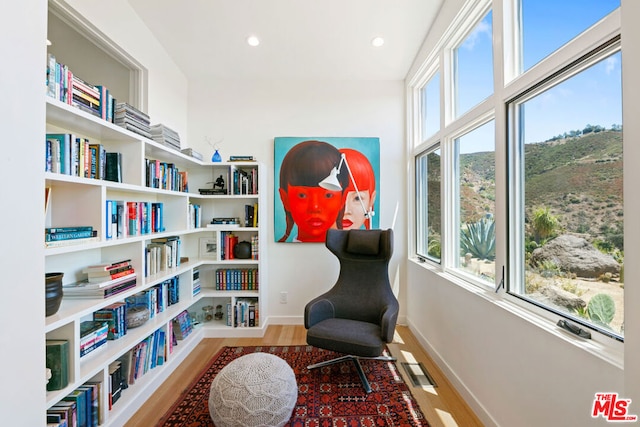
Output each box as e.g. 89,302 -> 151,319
274,137 -> 380,243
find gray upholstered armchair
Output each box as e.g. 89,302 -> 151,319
304,228 -> 398,393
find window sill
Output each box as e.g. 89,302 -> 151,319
409,257 -> 624,370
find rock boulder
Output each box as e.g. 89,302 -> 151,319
531,234 -> 620,279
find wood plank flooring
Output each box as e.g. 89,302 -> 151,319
125,325 -> 483,427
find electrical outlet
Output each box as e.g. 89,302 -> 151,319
280,291 -> 288,304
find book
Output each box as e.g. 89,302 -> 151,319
180,147 -> 203,160
45,236 -> 100,248
46,340 -> 69,391
105,152 -> 122,183
48,400 -> 77,427
63,277 -> 137,299
46,226 -> 93,234
80,321 -> 109,358
63,388 -> 88,427
65,272 -> 136,290
83,259 -> 132,273
86,266 -> 134,282
46,229 -> 96,242
229,155 -> 256,161
77,383 -> 99,427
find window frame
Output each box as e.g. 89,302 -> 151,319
409,0 -> 623,348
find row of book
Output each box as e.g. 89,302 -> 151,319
231,166 -> 258,195
106,200 -> 166,240
145,158 -> 189,192
114,102 -> 151,139
242,203 -> 258,228
125,276 -> 181,319
188,203 -> 202,230
47,380 -> 102,427
45,133 -> 122,182
201,166 -> 258,195
47,53 -> 116,123
215,268 -> 259,291
227,299 -> 259,327
145,236 -> 182,276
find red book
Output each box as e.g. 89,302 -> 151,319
83,259 -> 132,273
87,268 -> 134,283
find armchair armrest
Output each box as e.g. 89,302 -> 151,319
379,302 -> 399,343
304,298 -> 336,329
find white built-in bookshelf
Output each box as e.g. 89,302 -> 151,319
44,7 -> 266,423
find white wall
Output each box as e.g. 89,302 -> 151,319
186,78 -> 408,325
404,1 -> 637,426
0,1 -> 47,425
63,0 -> 189,142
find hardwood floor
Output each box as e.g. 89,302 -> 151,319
125,325 -> 483,427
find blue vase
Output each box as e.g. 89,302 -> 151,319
212,150 -> 222,162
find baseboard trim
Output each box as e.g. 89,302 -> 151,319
406,318 -> 498,427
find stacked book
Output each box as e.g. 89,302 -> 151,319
114,103 -> 151,139
93,302 -> 127,340
150,124 -> 181,150
80,320 -> 108,357
181,147 -> 203,161
45,226 -> 98,248
62,260 -> 137,299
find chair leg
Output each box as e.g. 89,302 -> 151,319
307,355 -> 397,394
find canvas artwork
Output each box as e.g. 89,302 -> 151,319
274,137 -> 380,243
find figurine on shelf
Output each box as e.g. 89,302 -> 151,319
214,175 -> 225,192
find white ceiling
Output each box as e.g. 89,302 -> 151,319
126,0 -> 442,81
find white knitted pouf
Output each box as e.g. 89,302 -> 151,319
208,352 -> 298,427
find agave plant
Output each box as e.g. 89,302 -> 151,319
460,217 -> 496,261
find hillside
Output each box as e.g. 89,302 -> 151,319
460,130 -> 623,248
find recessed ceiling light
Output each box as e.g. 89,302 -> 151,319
371,37 -> 385,47
247,35 -> 260,47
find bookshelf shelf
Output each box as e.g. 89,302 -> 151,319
44,86 -> 266,425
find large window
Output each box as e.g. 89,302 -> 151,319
420,72 -> 440,141
454,9 -> 493,118
519,0 -> 620,72
416,148 -> 442,263
412,0 -> 622,341
455,120 -> 495,284
509,47 -> 623,339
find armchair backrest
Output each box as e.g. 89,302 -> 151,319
323,228 -> 397,326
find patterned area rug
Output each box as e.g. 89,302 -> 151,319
158,345 -> 429,426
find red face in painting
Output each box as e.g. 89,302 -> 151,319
279,185 -> 344,242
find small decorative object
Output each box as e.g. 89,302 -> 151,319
212,149 -> 222,162
45,272 -> 64,317
234,241 -> 252,259
202,305 -> 214,322
127,306 -> 150,329
215,304 -> 224,320
199,237 -> 218,259
208,352 -> 297,427
214,175 -> 225,192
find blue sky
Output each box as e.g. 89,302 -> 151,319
454,0 -> 621,153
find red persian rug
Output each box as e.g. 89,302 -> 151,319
158,345 -> 429,426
